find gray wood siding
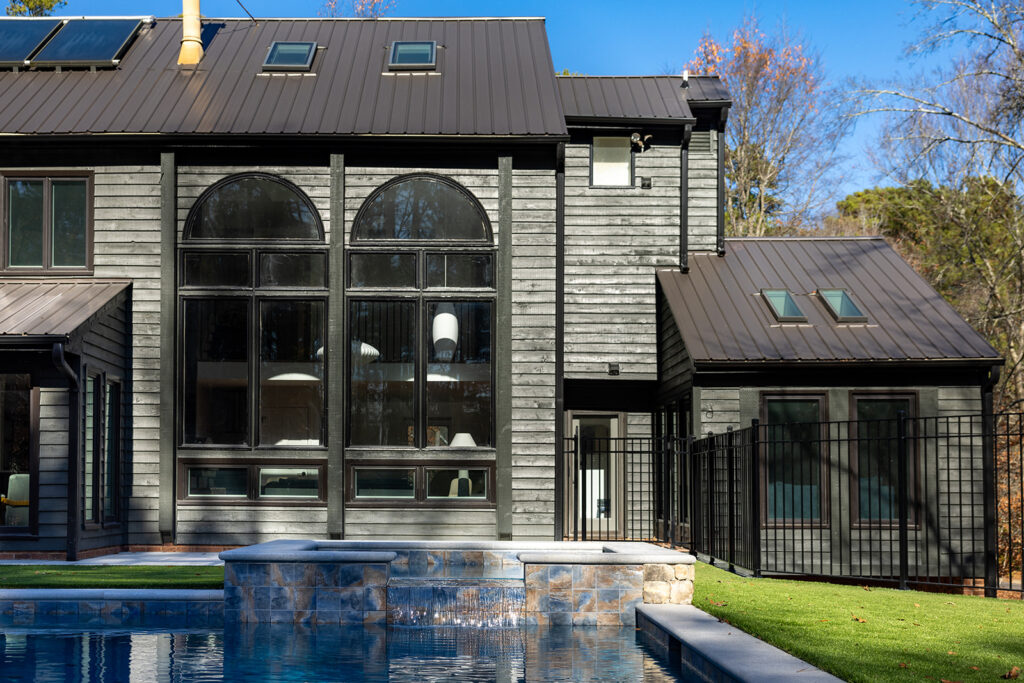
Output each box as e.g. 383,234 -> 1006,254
657,295 -> 692,401
29,388 -> 69,552
694,387 -> 741,437
688,130 -> 718,251
175,506 -> 328,546
564,143 -> 680,379
625,412 -> 653,539
344,508 -> 498,540
93,165 -> 162,545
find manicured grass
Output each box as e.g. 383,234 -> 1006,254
0,565 -> 224,589
694,562 -> 1024,682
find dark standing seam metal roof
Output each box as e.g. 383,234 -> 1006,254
657,238 -> 1002,364
685,75 -> 730,104
0,18 -> 567,137
0,280 -> 130,341
557,76 -> 695,123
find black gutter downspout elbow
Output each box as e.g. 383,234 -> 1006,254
52,342 -> 81,562
981,365 -> 1000,597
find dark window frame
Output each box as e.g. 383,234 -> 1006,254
759,392 -> 830,529
760,289 -> 807,323
262,41 -> 317,72
177,458 -> 327,506
387,40 -> 437,70
849,391 -> 920,528
0,383 -> 40,539
0,170 -> 94,275
345,459 -> 495,508
589,136 -> 635,189
82,367 -> 123,529
817,288 -> 868,323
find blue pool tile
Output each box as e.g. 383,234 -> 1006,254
254,586 -> 272,611
547,590 -> 572,613
314,610 -> 340,625
337,588 -> 362,611
478,586 -> 502,611
273,563 -> 312,587
337,564 -> 363,588
549,612 -> 573,626
314,563 -> 339,587
293,588 -> 315,611
153,601 -> 187,618
572,613 -> 598,627
363,564 -> 387,587
224,608 -> 241,623
386,586 -> 408,607
223,563 -> 238,585
246,563 -> 270,586
187,602 -> 210,627
316,588 -> 341,611
408,587 -> 432,611
408,552 -> 429,575
269,610 -> 294,624
505,586 -> 526,607
548,565 -> 572,590
208,602 -> 224,627
224,586 -> 243,611
268,586 -> 291,611
339,610 -> 363,625
363,610 -> 386,625
364,587 -> 385,611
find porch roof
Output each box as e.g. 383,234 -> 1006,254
0,280 -> 130,345
557,76 -> 698,124
658,237 -> 1002,365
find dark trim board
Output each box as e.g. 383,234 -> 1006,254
565,378 -> 659,412
553,142 -> 566,541
692,364 -> 996,389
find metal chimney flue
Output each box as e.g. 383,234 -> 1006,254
178,0 -> 203,65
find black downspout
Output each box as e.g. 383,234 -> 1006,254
553,141 -> 566,541
680,123 -> 692,273
716,107 -> 729,256
52,342 -> 80,562
982,367 -> 1000,597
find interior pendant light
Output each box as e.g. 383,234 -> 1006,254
432,303 -> 458,361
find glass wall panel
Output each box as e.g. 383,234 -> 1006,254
426,301 -> 492,447
259,467 -> 319,498
259,300 -> 325,446
259,252 -> 326,287
348,253 -> 416,288
349,301 -> 415,446
187,467 -> 247,497
855,397 -> 913,522
764,398 -> 822,522
8,180 -> 43,267
183,299 -> 249,445
51,179 -> 87,268
426,253 -> 492,288
0,374 -> 32,528
84,376 -> 96,522
189,176 -> 319,240
104,382 -> 119,520
426,469 -> 487,499
182,252 -> 251,288
354,469 -> 415,498
353,177 -> 489,241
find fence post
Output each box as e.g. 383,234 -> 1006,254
750,419 -> 762,578
668,434 -> 677,548
982,391 -> 997,598
706,431 -> 715,561
897,411 -> 910,590
726,426 -> 736,571
688,434 -> 699,553
575,428 -> 584,542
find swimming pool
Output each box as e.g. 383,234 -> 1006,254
0,624 -> 683,682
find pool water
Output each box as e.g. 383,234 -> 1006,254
0,624 -> 684,682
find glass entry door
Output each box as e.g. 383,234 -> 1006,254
567,413 -> 624,538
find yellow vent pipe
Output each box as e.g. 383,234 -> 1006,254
178,0 -> 203,65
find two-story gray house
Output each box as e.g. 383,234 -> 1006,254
0,13 -> 1000,560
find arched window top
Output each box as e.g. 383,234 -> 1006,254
185,173 -> 323,241
353,174 -> 492,243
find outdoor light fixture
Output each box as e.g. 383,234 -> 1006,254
432,303 -> 458,361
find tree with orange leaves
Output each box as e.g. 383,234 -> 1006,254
320,0 -> 394,18
686,17 -> 852,236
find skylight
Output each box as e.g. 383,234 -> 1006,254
818,288 -> 867,322
761,289 -> 806,322
262,41 -> 316,72
388,41 -> 436,70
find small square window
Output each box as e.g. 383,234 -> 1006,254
591,137 -> 632,187
818,288 -> 867,322
388,41 -> 436,70
761,289 -> 806,322
262,41 -> 316,72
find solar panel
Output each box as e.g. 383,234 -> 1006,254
0,19 -> 62,68
31,18 -> 143,67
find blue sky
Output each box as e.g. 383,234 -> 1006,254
59,0 -> 949,199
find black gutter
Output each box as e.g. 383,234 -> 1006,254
695,358 -> 1004,371
553,141 -> 566,542
52,342 -> 81,562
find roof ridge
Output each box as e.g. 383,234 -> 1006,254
147,16 -> 548,21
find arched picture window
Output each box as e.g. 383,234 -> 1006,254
178,173 -> 328,461
348,174 -> 495,451
186,174 -> 322,241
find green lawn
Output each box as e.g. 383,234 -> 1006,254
694,562 -> 1024,682
0,565 -> 224,589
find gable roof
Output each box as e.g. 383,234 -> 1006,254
658,237 -> 1001,365
0,17 -> 567,138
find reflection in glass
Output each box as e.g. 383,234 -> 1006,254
51,179 -> 87,267
188,468 -> 247,497
353,177 -> 489,241
190,176 -> 320,240
259,467 -> 319,498
104,383 -> 119,520
426,469 -> 487,499
765,399 -> 822,521
84,376 -> 96,522
8,180 -> 43,267
426,301 -> 492,447
856,398 -> 913,522
0,375 -> 31,527
354,469 -> 415,498
259,300 -> 325,446
183,299 -> 249,445
348,253 -> 417,288
182,252 -> 251,287
592,137 -> 631,186
349,301 -> 415,446
426,253 -> 492,288
259,252 -> 326,287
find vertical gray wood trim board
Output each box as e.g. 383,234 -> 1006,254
328,153 -> 345,539
158,152 -> 176,544
680,124 -> 692,272
554,142 -> 566,541
496,154 -> 513,540
716,113 -> 726,255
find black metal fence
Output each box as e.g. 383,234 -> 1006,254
564,413 -> 1024,598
